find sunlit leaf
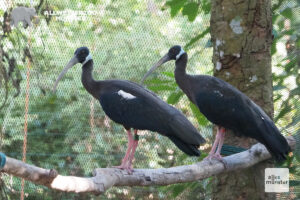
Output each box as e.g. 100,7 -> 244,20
162,71 -> 175,78
272,0 -> 284,12
189,102 -> 209,126
284,59 -> 297,73
272,14 -> 280,23
182,2 -> 199,22
185,27 -> 210,49
167,90 -> 183,104
201,0 -> 211,14
166,0 -> 188,17
281,8 -> 293,19
148,85 -> 176,92
271,40 -> 277,55
275,104 -> 292,122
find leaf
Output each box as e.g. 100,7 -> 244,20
148,85 -> 176,92
162,71 -> 175,78
284,59 -> 297,73
290,180 -> 300,187
167,91 -> 183,104
182,2 -> 199,21
271,39 -> 278,55
189,102 -> 209,126
286,114 -> 300,129
185,27 -> 210,49
272,0 -> 284,12
201,0 -> 211,14
275,104 -> 291,122
272,14 -> 280,23
281,8 -> 293,19
144,78 -> 173,85
171,184 -> 188,198
166,0 -> 188,18
290,87 -> 300,96
47,94 -> 58,104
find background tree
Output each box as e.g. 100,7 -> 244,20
210,0 -> 274,199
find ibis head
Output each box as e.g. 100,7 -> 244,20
53,47 -> 92,91
141,45 -> 185,83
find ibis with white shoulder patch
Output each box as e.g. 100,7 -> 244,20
53,47 -> 206,173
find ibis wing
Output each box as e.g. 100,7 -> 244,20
194,81 -> 290,160
99,88 -> 205,145
99,91 -> 170,134
194,89 -> 249,132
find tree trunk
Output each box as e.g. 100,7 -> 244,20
210,0 -> 274,199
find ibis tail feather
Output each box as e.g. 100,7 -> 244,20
167,135 -> 201,156
259,120 -> 291,162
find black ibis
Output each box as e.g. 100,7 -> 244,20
53,47 -> 206,173
142,45 -> 291,162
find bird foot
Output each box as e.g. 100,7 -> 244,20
204,153 -> 228,169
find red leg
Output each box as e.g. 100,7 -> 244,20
204,127 -> 226,162
208,130 -> 221,155
204,127 -> 222,160
123,129 -> 139,173
113,129 -> 134,169
213,127 -> 227,168
215,127 -> 225,156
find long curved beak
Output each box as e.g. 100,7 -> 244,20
141,54 -> 170,84
53,56 -> 79,91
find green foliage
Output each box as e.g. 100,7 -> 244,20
185,27 -> 210,49
0,0 -> 298,199
167,90 -> 183,104
0,0 -> 212,199
166,0 -> 188,17
166,0 -> 211,19
189,102 -> 209,126
182,2 -> 199,21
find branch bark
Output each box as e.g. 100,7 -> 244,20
1,136 -> 295,195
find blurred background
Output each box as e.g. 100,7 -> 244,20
0,0 -> 299,199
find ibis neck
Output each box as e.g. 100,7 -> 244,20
174,53 -> 190,94
81,60 -> 98,96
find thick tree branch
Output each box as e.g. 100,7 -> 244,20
1,136 -> 296,195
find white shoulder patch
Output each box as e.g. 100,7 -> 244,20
117,90 -> 136,100
176,47 -> 185,60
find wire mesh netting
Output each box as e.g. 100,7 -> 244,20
0,0 -> 299,199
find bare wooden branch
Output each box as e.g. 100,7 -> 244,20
1,136 -> 296,195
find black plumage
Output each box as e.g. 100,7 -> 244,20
97,79 -> 205,156
143,45 -> 291,161
53,47 -> 205,172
